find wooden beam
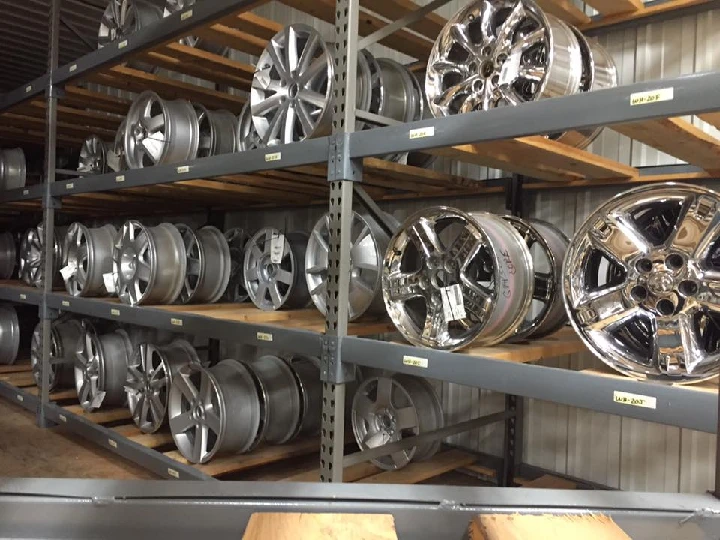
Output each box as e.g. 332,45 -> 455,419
61,86 -> 132,116
359,0 -> 446,40
534,0 -> 591,26
580,0 -> 710,30
468,514 -> 631,540
242,513 -> 398,540
193,24 -> 269,57
583,0 -> 643,16
357,449 -> 477,484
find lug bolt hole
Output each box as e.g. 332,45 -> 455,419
491,74 -> 499,85
665,253 -> 684,270
481,46 -> 492,56
679,280 -> 698,297
635,259 -> 653,273
630,285 -> 648,301
656,299 -> 675,316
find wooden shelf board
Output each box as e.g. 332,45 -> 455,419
535,0 -> 591,25
62,405 -> 132,424
458,327 -> 586,364
580,0 -> 712,30
356,449 -> 477,484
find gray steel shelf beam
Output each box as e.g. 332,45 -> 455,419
349,71 -> 720,158
45,293 -> 323,357
51,138 -> 330,196
0,381 -> 38,414
0,74 -> 48,113
0,286 -> 42,305
342,337 -> 717,433
0,184 -> 44,203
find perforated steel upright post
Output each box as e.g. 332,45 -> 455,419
319,0 -> 363,483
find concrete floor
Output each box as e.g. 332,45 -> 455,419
0,399 -> 154,479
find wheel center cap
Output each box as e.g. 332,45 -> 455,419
647,272 -> 674,295
192,405 -> 205,421
480,60 -> 495,78
288,82 -> 299,99
378,409 -> 396,432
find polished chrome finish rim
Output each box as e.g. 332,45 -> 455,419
177,224 -> 231,304
114,221 -> 187,306
126,339 -> 199,434
306,212 -> 391,321
31,318 -> 81,389
169,359 -> 261,463
376,58 -> 420,124
251,24 -> 334,145
236,103 -> 264,152
98,0 -> 162,48
244,228 -> 310,311
75,324 -> 132,412
78,135 -> 109,175
564,184 -> 720,383
352,374 -> 443,470
194,106 -> 238,158
0,305 -> 20,366
124,91 -> 199,169
111,118 -> 128,172
383,207 -> 533,350
426,0 -> 582,117
0,232 -> 16,280
247,355 -> 301,445
504,216 -> 568,340
19,224 -> 65,289
223,228 -> 251,302
64,223 -> 117,297
164,0 -> 229,55
0,148 -> 27,190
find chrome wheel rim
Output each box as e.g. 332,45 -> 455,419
98,0 -> 162,48
564,183 -> 720,383
78,135 -> 108,175
244,229 -> 309,311
177,225 -> 231,304
251,24 -> 334,145
114,221 -> 187,306
223,228 -> 251,302
305,212 -> 390,321
236,103 -> 264,152
0,148 -> 26,190
124,91 -> 199,169
383,207 -> 533,350
426,0 -> 582,117
0,305 -> 19,366
126,339 -> 199,434
64,223 -> 117,297
352,374 -> 443,470
31,318 -> 81,389
0,232 -> 16,280
194,106 -> 238,158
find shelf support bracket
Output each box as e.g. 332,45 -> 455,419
328,133 -> 361,183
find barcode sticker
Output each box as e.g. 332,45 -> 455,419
19,294 -> 26,300
257,332 -> 273,342
25,85 -> 32,93
181,9 -> 193,20
61,300 -> 70,307
265,152 -> 281,162
440,284 -> 466,321
409,126 -> 435,140
110,308 -> 120,317
115,174 -> 125,183
103,273 -> 116,294
270,233 -> 285,264
630,87 -> 673,106
69,64 -> 78,73
22,189 -> 29,195
177,165 -> 190,174
170,318 -> 183,327
118,40 -> 128,50
403,355 -> 428,368
613,390 -> 657,409
168,468 -> 180,478
59,414 -> 67,423
16,394 -> 23,402
66,182 -> 74,190
60,265 -> 75,282
108,439 -> 118,448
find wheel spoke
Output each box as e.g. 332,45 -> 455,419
669,195 -> 720,256
297,31 -> 319,75
269,283 -> 283,307
192,425 -> 208,463
136,261 -> 152,283
385,273 -> 424,301
275,269 -> 294,285
149,394 -> 164,424
395,406 -> 418,430
574,284 -> 628,321
169,410 -> 194,434
205,411 -> 222,435
252,93 -> 283,116
199,373 -> 212,404
285,25 -> 299,73
407,217 -> 443,257
283,104 -> 297,144
296,101 -> 316,138
533,272 -> 553,302
511,28 -> 545,54
354,393 -> 375,419
447,227 -> 481,267
363,431 -> 386,449
266,38 -> 288,79
590,213 -> 652,265
518,64 -> 545,82
449,23 -> 476,53
297,89 -> 327,109
175,373 -> 199,403
494,1 -> 527,49
298,56 -> 328,85
375,377 -> 393,407
310,280 -> 327,297
422,301 -> 449,342
256,282 -> 269,303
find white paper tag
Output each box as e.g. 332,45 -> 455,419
270,233 -> 285,264
168,468 -> 180,479
630,87 -> 673,106
265,152 -> 281,162
440,284 -> 466,321
103,272 -> 116,294
403,355 -> 428,368
613,390 -> 657,409
106,151 -> 121,172
409,126 -> 434,139
60,264 -> 76,282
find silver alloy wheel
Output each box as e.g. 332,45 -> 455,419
176,224 -> 231,304
376,58 -> 420,124
75,324 -> 132,412
383,207 -> 534,350
163,0 -> 229,55
126,339 -> 199,434
404,69 -> 438,169
244,228 -> 310,311
0,148 -> 27,190
78,135 -> 109,175
64,223 -> 117,297
288,356 -> 322,437
504,216 -> 568,340
223,228 -> 251,302
124,91 -> 200,169
98,0 -> 163,48
251,24 -> 334,145
305,212 -> 391,321
169,359 -> 262,463
352,374 -> 444,470
114,221 -> 187,306
194,106 -> 238,158
0,305 -> 20,365
236,103 -> 264,152
426,0 -> 582,117
111,118 -> 128,172
246,355 -> 302,445
19,224 -> 65,289
564,183 -> 720,383
0,232 -> 16,280
31,318 -> 81,389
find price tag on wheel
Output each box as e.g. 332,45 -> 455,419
60,264 -> 76,282
270,233 -> 285,264
440,284 -> 466,321
103,272 -> 116,294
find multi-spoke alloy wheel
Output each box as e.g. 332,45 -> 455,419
64,223 -> 117,297
176,225 -> 231,304
98,0 -> 162,48
75,324 -> 133,412
111,119 -> 128,172
223,228 -> 251,302
194,106 -> 237,158
352,374 -> 444,470
244,228 -> 310,311
19,224 -> 65,288
126,339 -> 199,434
0,232 -> 16,279
251,24 -> 334,145
426,0 -> 582,117
0,148 -> 27,190
247,355 -> 302,445
114,221 -> 187,306
169,359 -> 262,463
0,305 -> 20,366
124,91 -> 199,169
564,184 -> 720,383
288,356 -> 322,437
236,103 -> 264,152
78,135 -> 109,175
305,212 -> 394,321
383,207 -> 534,350
31,318 -> 81,389
504,216 -> 568,339
164,0 -> 228,55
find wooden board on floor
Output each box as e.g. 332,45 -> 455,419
242,513 -> 398,540
468,514 -> 631,540
356,449 -> 477,484
112,425 -> 175,449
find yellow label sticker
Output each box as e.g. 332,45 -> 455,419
69,64 -> 78,73
19,294 -> 26,300
62,301 -> 70,307
177,165 -> 190,174
181,9 -> 193,20
402,355 -> 428,368
108,439 -> 118,449
168,468 -> 180,479
115,175 -> 125,183
16,394 -> 23,402
409,126 -> 435,140
110,308 -> 120,316
118,40 -> 128,50
265,152 -> 281,162
257,332 -> 273,342
22,189 -> 29,195
59,414 -> 67,423
25,85 -> 32,93
170,318 -> 183,327
630,87 -> 673,106
613,390 -> 657,409
66,182 -> 74,190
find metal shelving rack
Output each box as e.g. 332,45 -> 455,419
0,0 -> 718,492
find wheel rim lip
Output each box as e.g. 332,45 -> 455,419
193,226 -> 232,304
78,135 -> 108,175
74,324 -> 106,412
216,359 -> 264,454
0,306 -> 19,366
0,232 -> 16,280
236,103 -> 263,152
126,343 -> 170,434
114,221 -> 158,306
176,223 -> 204,304
65,223 -> 108,298
563,182 -> 720,382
